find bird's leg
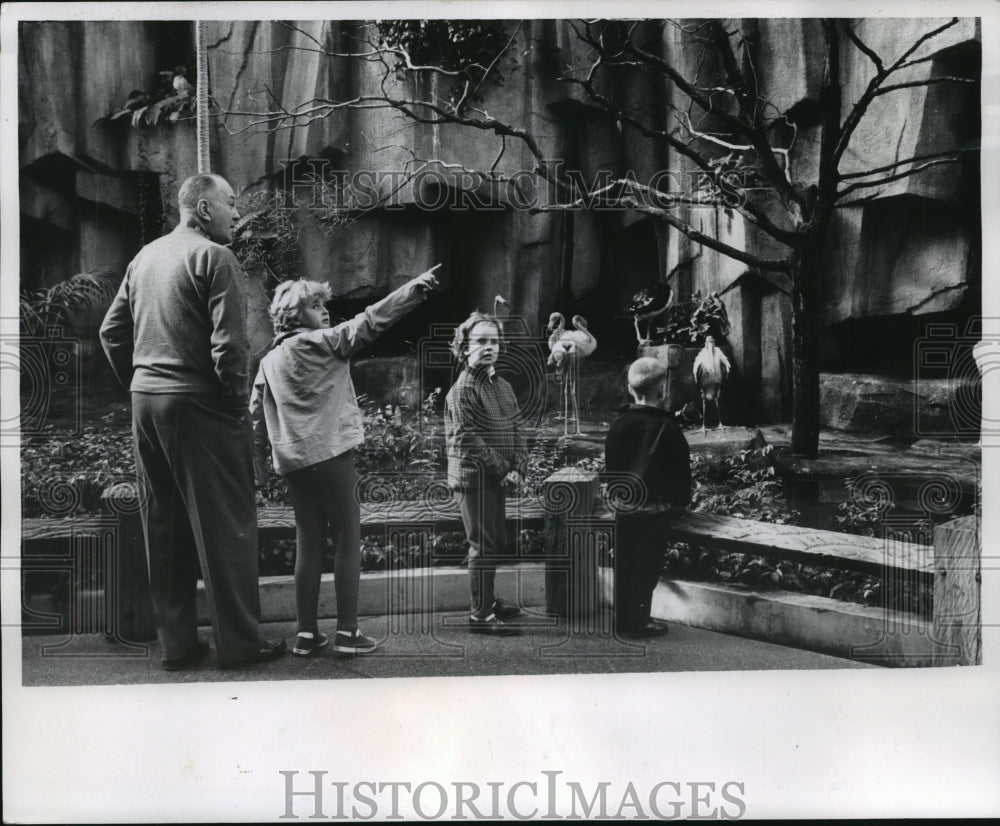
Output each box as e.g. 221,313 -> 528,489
573,362 -> 582,436
700,396 -> 707,435
563,376 -> 569,436
715,391 -> 726,430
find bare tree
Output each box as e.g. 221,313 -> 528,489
218,18 -> 979,458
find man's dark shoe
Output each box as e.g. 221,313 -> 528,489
469,613 -> 520,636
222,639 -> 288,669
162,640 -> 210,672
491,599 -> 522,620
628,621 -> 669,639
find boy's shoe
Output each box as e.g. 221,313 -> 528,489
333,629 -> 379,654
491,599 -> 522,620
292,632 -> 329,656
469,613 -> 520,636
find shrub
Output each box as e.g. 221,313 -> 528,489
21,412 -> 135,518
656,292 -> 732,347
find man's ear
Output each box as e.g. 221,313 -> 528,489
197,198 -> 212,220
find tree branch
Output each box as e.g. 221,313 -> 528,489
622,198 -> 792,273
562,26 -> 799,244
875,76 -> 978,95
836,156 -> 962,199
704,20 -> 806,216
842,23 -> 883,71
834,17 -> 960,169
839,150 -> 969,180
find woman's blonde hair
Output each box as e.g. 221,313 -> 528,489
269,278 -> 332,333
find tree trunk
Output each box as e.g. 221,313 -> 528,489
790,239 -> 822,458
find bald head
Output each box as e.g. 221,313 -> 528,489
178,173 -> 239,245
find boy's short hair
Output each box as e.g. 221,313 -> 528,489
450,311 -> 505,361
269,278 -> 333,333
627,356 -> 668,397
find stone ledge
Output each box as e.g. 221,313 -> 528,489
191,565 -> 932,667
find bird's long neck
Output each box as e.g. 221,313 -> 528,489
548,317 -> 565,347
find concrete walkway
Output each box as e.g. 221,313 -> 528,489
21,608 -> 872,686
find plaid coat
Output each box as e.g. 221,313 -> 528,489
444,365 -> 528,489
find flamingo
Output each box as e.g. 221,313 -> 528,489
546,312 -> 597,358
693,335 -> 732,433
493,295 -> 507,316
546,313 -> 597,435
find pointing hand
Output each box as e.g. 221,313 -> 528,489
415,263 -> 442,292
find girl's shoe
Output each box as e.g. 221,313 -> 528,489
468,613 -> 520,636
333,629 -> 378,654
292,632 -> 329,656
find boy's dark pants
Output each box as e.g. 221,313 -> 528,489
614,512 -> 666,632
132,392 -> 263,666
455,478 -> 506,617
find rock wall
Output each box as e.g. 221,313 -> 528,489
18,17 -> 980,425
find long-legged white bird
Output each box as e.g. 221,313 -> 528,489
693,335 -> 731,433
546,313 -> 597,435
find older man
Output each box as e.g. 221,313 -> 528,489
100,173 -> 286,669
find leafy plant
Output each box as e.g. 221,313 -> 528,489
374,20 -> 511,105
21,409 -> 135,518
20,269 -> 122,339
231,190 -> 303,289
655,291 -> 731,347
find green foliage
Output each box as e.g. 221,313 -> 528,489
231,190 -> 302,289
21,396 -> 930,613
21,411 -> 135,518
832,478 -> 905,538
374,20 -> 510,104
351,392 -> 445,500
19,269 -> 122,338
520,437 -> 605,498
662,443 -> 929,614
689,442 -> 797,525
656,292 -> 731,347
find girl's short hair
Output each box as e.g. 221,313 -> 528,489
450,311 -> 505,361
269,278 -> 332,333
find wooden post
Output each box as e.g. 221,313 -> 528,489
543,468 -> 599,619
101,483 -> 157,642
195,21 -> 211,174
932,514 -> 981,666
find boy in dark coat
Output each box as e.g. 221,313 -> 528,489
604,357 -> 691,637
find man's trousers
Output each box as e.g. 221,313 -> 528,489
132,392 -> 263,666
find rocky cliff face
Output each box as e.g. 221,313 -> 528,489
18,18 -> 980,429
